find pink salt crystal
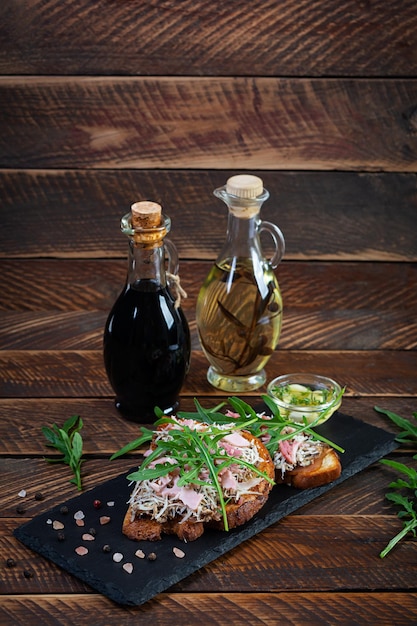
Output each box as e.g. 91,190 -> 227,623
76,519 -> 85,527
99,516 -> 111,525
135,549 -> 145,559
52,520 -> 64,530
112,552 -> 123,563
81,533 -> 95,541
74,510 -> 85,520
123,562 -> 134,574
75,546 -> 89,556
173,547 -> 185,558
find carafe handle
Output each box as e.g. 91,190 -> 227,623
164,238 -> 179,276
258,221 -> 285,269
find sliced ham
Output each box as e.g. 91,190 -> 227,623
222,432 -> 250,448
149,474 -> 171,494
219,468 -> 238,491
219,431 -> 251,457
160,476 -> 203,511
279,438 -> 302,465
149,456 -> 176,468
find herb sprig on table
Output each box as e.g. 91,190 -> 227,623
41,415 -> 84,491
374,406 -> 417,558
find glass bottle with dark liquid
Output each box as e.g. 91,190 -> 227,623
196,175 -> 285,392
104,201 -> 191,422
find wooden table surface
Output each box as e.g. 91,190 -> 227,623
1,214 -> 417,624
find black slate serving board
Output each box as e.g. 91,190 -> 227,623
14,412 -> 398,606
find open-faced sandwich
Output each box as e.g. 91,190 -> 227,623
270,425 -> 342,489
221,396 -> 343,489
122,417 -> 275,542
168,395 -> 343,491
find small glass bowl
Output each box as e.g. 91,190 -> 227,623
266,373 -> 342,425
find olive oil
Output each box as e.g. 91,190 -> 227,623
196,174 -> 285,392
197,257 -> 282,390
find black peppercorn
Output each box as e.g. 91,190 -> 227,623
59,505 -> 69,515
23,569 -> 34,578
34,492 -> 44,501
102,544 -> 111,553
16,503 -> 26,514
6,558 -> 16,568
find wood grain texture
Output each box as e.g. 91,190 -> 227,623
2,259 -> 417,312
0,395 -> 413,455
1,78 -> 417,171
1,305 -> 415,352
0,459 -> 136,515
2,514 -> 417,595
0,593 -> 416,626
0,261 -> 416,350
1,171 -> 416,260
1,350 -> 416,398
1,0 -> 416,77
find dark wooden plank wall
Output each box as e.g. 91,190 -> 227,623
1,0 -> 416,361
1,0 -> 417,77
1,1 -> 417,261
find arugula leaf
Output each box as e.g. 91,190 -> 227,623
185,394 -> 345,455
109,427 -> 154,460
127,419 -> 274,532
380,458 -> 417,483
376,405 -> 417,557
374,406 -> 417,445
41,416 -> 84,490
110,402 -> 229,460
111,394 -> 344,531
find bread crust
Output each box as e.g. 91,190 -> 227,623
208,431 -> 275,531
122,429 -> 275,542
275,445 -> 341,489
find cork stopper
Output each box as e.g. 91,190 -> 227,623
226,175 -> 263,199
131,201 -> 162,229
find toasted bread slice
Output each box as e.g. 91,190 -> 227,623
207,430 -> 275,532
122,514 -> 205,542
275,445 -> 341,489
122,427 -> 275,542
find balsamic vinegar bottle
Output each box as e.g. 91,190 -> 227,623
103,201 -> 191,423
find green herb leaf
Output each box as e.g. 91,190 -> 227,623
127,419 -> 274,532
62,414 -> 83,435
376,405 -> 417,557
374,406 -> 417,444
177,394 -> 345,457
41,415 -> 84,490
380,458 -> 417,483
109,427 -> 154,460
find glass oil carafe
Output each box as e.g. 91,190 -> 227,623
103,201 -> 191,423
196,175 -> 284,392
